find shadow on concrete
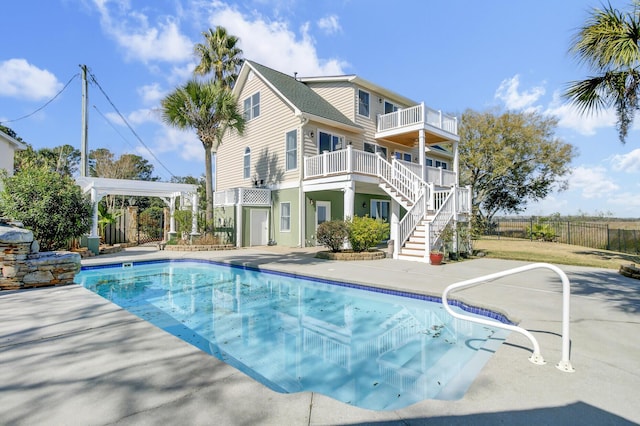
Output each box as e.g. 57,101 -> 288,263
565,269 -> 640,314
362,401 -> 635,425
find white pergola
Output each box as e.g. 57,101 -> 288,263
76,177 -> 199,240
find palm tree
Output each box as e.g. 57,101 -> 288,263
194,26 -> 243,88
565,2 -> 640,143
161,80 -> 245,228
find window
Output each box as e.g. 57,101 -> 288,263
243,92 -> 260,120
318,131 -> 344,153
364,142 -> 388,159
426,158 -> 433,167
358,89 -> 370,117
394,151 -> 412,162
370,199 -> 390,222
280,202 -> 291,232
435,160 -> 448,170
285,130 -> 297,170
384,101 -> 400,114
243,147 -> 251,179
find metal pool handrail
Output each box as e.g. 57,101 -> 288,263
442,262 -> 575,373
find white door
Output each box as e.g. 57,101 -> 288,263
315,201 -> 331,245
250,209 -> 268,246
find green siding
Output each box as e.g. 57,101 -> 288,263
272,188 -> 300,247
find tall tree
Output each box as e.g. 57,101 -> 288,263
15,144 -> 80,176
161,80 -> 245,227
193,26 -> 243,88
459,109 -> 577,228
565,1 -> 640,143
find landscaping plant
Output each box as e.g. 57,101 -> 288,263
348,216 -> 389,253
316,220 -> 349,252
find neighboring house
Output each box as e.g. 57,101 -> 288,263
0,129 -> 27,189
215,60 -> 470,262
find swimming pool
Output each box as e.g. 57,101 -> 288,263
76,260 -> 508,410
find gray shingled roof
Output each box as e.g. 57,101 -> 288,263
246,60 -> 358,129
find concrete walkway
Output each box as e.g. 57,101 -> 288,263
1,246 -> 638,425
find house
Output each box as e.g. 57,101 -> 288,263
214,60 -> 471,263
0,129 -> 27,190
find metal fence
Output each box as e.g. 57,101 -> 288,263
485,217 -> 640,254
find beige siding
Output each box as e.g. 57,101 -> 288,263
217,75 -> 301,190
306,82 -> 355,121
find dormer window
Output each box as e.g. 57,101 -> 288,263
358,89 -> 370,118
243,92 -> 260,121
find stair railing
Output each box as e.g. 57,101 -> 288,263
442,262 -> 574,372
396,186 -> 428,257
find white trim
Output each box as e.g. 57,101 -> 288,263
357,88 -> 370,118
279,201 -> 291,232
284,128 -> 298,171
0,130 -> 27,150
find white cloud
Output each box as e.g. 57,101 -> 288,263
138,83 -> 165,105
205,4 -> 347,76
317,15 -> 341,35
0,59 -> 63,101
150,127 -> 202,163
92,0 -> 193,64
545,90 -> 616,136
569,165 -> 619,199
494,75 -> 545,111
610,148 -> 640,173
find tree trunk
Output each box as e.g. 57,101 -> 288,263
204,144 -> 213,230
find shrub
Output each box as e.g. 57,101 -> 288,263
348,216 -> 389,253
0,166 -> 92,251
527,223 -> 557,241
316,220 -> 349,252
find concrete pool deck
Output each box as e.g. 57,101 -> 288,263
1,246 -> 638,425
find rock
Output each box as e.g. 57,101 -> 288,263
22,270 -> 54,285
0,226 -> 34,244
30,239 -> 40,254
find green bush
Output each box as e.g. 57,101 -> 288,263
0,167 -> 92,251
316,220 -> 349,252
527,223 -> 557,241
348,216 -> 389,253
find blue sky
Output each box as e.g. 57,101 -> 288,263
1,0 -> 639,217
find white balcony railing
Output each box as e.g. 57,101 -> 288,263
376,102 -> 458,135
213,188 -> 271,206
304,147 -> 456,189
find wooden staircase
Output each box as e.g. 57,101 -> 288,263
379,182 -> 414,211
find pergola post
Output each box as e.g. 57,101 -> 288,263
190,192 -> 199,237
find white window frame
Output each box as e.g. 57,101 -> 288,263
435,160 -> 448,170
317,130 -> 345,154
243,91 -> 260,121
280,202 -> 291,232
364,141 -> 388,159
370,199 -> 390,222
243,147 -> 251,179
285,129 -> 297,171
394,150 -> 412,163
384,100 -> 400,114
358,89 -> 370,118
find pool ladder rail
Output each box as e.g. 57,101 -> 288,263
442,262 -> 575,373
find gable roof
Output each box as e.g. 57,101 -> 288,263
238,60 -> 362,132
0,130 -> 27,150
300,75 -> 417,107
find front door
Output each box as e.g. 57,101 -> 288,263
250,209 -> 268,246
315,201 -> 331,245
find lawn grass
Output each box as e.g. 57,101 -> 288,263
473,237 -> 640,270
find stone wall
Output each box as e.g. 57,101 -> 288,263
0,219 -> 81,290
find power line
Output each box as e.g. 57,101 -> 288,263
86,69 -> 176,180
0,73 -> 79,124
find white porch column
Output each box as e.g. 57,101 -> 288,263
390,200 -> 400,258
235,205 -> 242,247
453,140 -> 459,184
343,181 -> 355,220
190,192 -> 199,236
169,196 -> 176,234
89,188 -> 102,238
418,129 -> 426,181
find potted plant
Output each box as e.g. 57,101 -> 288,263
429,248 -> 444,265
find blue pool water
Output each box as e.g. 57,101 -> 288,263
76,260 -> 508,410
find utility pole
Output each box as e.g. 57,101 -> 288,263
80,64 -> 88,177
